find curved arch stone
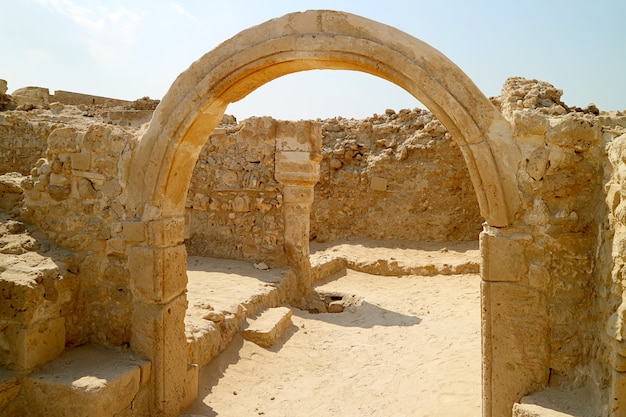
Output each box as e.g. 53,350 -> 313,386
125,9 -> 520,227
123,10 -> 524,416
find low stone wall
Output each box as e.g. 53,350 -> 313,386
52,90 -> 131,107
0,111 -> 52,174
19,122 -> 139,347
185,117 -> 287,265
312,108 -> 482,242
184,110 -> 483,264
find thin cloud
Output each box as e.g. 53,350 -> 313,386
170,2 -> 197,21
36,0 -> 145,64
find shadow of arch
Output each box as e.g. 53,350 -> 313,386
125,9 -> 519,228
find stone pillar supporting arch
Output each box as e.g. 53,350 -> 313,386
123,10 -> 523,417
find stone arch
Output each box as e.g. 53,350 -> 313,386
123,10 -> 523,416
125,9 -> 519,227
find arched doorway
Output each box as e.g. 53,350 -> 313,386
123,10 -> 521,417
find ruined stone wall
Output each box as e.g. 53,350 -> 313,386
603,122 -> 626,410
0,111 -> 51,174
185,117 -> 287,265
312,109 -> 482,242
484,77 -> 623,414
15,116 -> 140,348
185,110 -> 483,263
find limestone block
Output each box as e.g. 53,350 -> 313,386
546,114 -> 602,151
72,170 -> 106,186
122,221 -> 146,242
105,237 -> 125,257
148,217 -> 185,247
128,244 -> 187,303
82,124 -> 112,154
482,281 -> 549,417
1,317 -> 65,370
130,295 -> 188,416
47,127 -> 80,154
513,386 -> 596,417
370,176 -> 388,191
23,344 -> 149,417
12,86 -> 50,106
70,152 -> 91,171
182,364 -> 199,410
232,195 -> 250,212
102,109 -> 154,127
49,172 -> 69,186
481,231 -> 529,282
242,307 -> 293,348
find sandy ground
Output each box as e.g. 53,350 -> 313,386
182,240 -> 482,417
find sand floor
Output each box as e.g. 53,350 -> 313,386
182,240 -> 482,417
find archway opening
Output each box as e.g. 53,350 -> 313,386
181,68 -> 484,415
125,10 -> 520,417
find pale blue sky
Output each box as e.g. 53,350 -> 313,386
1,0 -> 625,119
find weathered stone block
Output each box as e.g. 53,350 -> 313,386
481,231 -> 529,282
70,152 -> 91,171
122,221 -> 146,242
148,217 -> 185,247
370,176 -> 388,191
482,281 -> 549,417
1,318 -> 65,370
130,295 -> 188,416
23,344 -> 148,417
47,127 -> 80,154
105,238 -> 125,257
182,363 -> 199,410
129,245 -> 187,303
242,307 -> 293,348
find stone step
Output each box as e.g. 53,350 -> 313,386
22,344 -> 151,417
512,387 -> 596,417
241,307 -> 293,348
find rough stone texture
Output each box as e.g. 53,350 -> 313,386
0,194 -> 78,371
312,108 -> 482,242
185,117 -> 287,265
2,74 -> 625,417
512,386 -> 598,417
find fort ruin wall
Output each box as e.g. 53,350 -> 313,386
2,74 -> 626,416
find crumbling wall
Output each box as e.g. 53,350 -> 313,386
602,122 -> 626,412
185,117 -> 287,265
0,111 -> 52,174
17,119 -> 139,347
0,173 -> 79,373
312,109 -> 482,242
185,110 -> 483,262
484,77 -> 622,414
